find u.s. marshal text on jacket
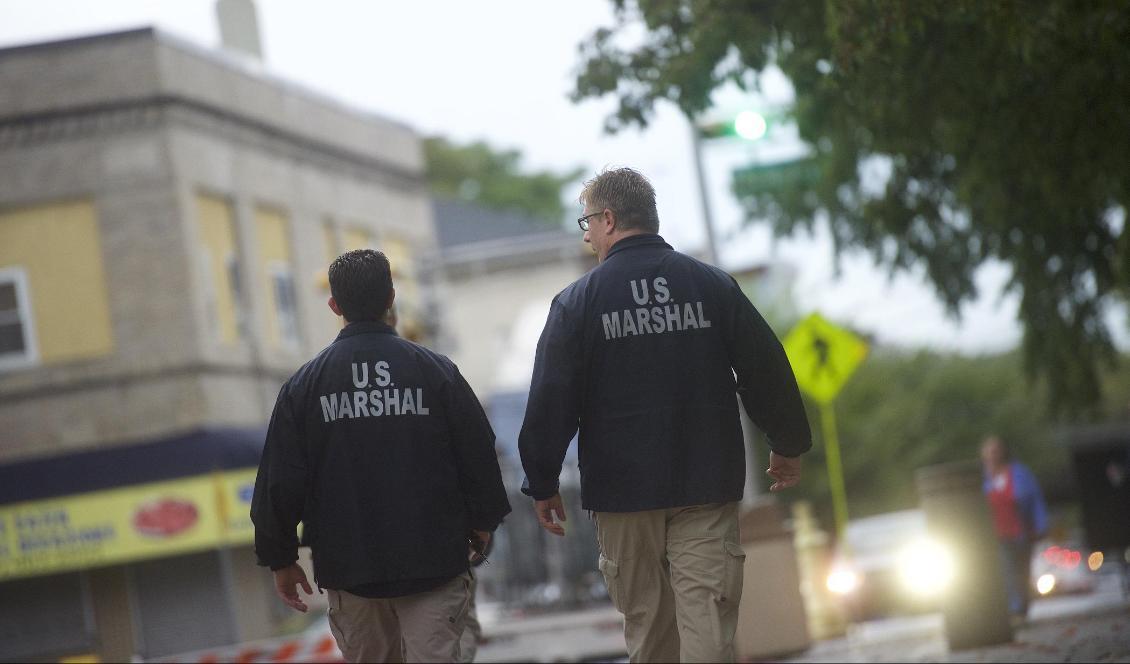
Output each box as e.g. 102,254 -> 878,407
251,321 -> 511,590
519,234 -> 812,512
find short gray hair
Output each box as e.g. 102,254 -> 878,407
580,167 -> 660,233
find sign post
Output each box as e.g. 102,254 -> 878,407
783,313 -> 868,541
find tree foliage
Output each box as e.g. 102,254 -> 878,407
573,0 -> 1130,413
423,136 -> 584,224
747,347 -> 1130,529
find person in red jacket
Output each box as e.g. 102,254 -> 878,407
981,434 -> 1049,619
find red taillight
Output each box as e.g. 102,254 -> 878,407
1042,545 -> 1082,569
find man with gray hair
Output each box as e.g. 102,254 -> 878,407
518,168 -> 812,662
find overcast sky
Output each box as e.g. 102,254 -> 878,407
4,0 -> 1121,354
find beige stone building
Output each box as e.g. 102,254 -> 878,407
430,198 -> 595,398
429,198 -> 600,605
0,27 -> 437,661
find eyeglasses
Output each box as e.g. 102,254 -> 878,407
577,211 -> 603,232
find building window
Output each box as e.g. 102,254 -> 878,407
322,220 -> 339,283
344,227 -> 372,252
195,194 -> 243,345
0,267 -> 38,370
255,206 -> 300,349
270,265 -> 300,347
227,255 -> 246,339
380,235 -> 423,340
0,200 -> 113,364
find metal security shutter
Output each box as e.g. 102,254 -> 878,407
130,550 -> 237,658
0,572 -> 93,662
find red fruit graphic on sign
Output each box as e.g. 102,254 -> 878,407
133,498 -> 199,537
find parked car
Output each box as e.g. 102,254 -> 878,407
827,512 -> 1105,623
825,509 -> 952,621
1030,536 -> 1099,597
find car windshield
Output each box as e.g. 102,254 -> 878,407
845,509 -> 927,562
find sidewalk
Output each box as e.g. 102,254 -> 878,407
775,588 -> 1130,663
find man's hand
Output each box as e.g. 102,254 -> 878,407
469,529 -> 492,563
273,563 -> 313,613
534,493 -> 567,536
767,452 -> 802,492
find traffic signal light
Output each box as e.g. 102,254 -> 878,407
733,110 -> 768,140
696,110 -> 769,141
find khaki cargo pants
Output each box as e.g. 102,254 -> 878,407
326,572 -> 473,663
596,502 -> 744,663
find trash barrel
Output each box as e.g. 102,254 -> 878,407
916,460 -> 1013,650
734,497 -> 811,659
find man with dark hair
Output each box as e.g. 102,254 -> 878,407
519,168 -> 812,662
252,248 -> 510,663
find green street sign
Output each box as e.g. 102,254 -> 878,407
732,157 -> 820,194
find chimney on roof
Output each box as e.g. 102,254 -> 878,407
216,0 -> 263,61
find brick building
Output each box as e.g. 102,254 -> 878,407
0,27 -> 437,661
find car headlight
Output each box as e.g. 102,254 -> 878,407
826,566 -> 860,595
1036,573 -> 1056,595
897,538 -> 955,596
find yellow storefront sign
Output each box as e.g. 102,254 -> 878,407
0,468 -> 258,581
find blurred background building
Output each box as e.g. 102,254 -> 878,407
0,18 -> 613,661
2,0 -> 1129,662
429,196 -> 603,607
430,197 -> 595,396
0,25 -> 437,661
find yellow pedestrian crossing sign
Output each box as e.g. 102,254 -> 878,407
783,313 -> 868,404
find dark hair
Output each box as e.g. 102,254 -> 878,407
982,435 -> 1011,461
580,167 -> 660,233
328,249 -> 393,322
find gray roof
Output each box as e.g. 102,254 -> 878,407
431,198 -> 572,249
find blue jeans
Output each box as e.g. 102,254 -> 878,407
999,538 -> 1033,616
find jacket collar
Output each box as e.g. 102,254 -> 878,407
605,233 -> 672,260
334,320 -> 399,342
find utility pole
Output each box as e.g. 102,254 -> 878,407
690,113 -> 762,502
689,123 -> 720,265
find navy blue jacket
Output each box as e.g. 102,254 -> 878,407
519,234 -> 811,512
251,322 -> 511,590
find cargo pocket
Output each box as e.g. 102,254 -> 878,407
453,572 -> 474,630
598,554 -> 624,612
714,540 -> 746,649
721,541 -> 746,604
326,591 -> 350,660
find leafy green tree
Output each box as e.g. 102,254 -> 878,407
423,136 -> 584,224
573,0 -> 1130,413
757,347 -> 1130,530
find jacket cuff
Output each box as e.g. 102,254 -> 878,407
257,549 -> 299,571
771,439 -> 812,459
520,483 -> 560,501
